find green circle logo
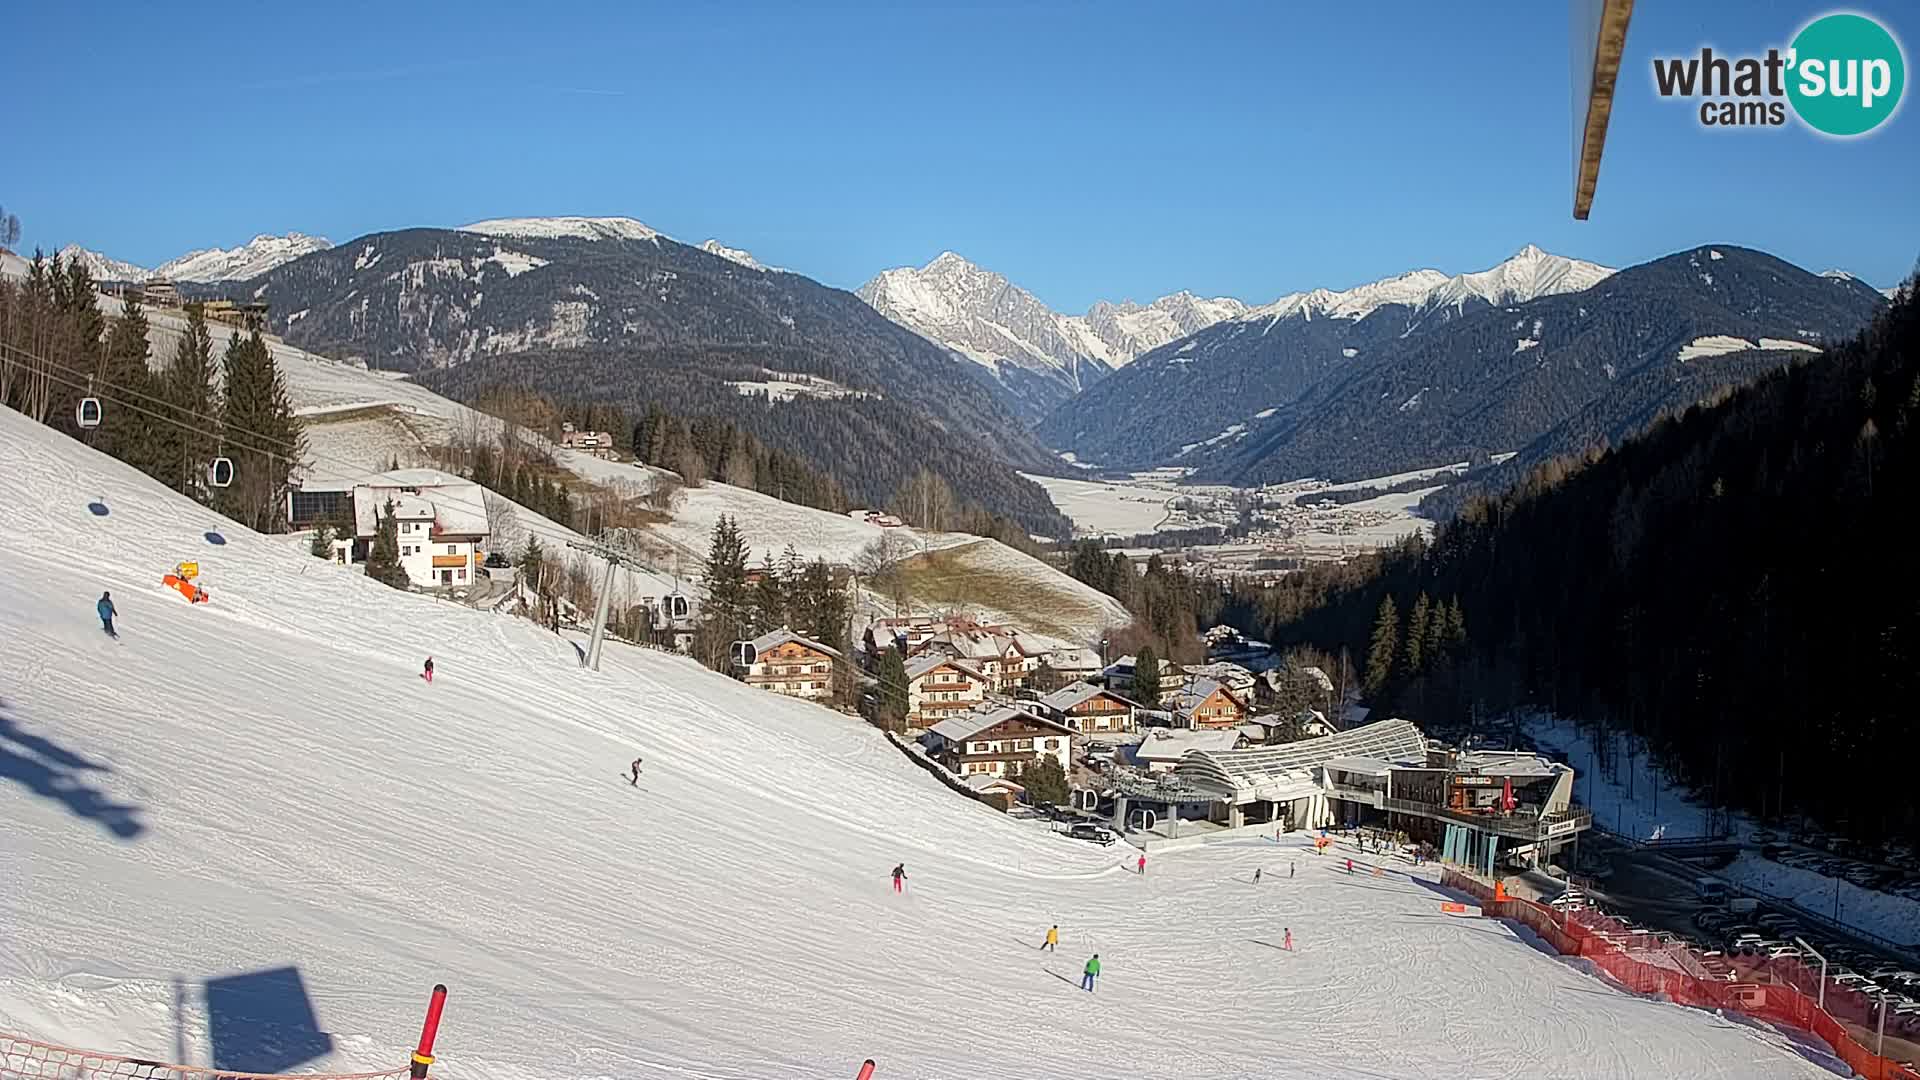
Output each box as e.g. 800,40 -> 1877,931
1787,13 -> 1906,136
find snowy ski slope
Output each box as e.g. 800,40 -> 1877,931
0,409 -> 1840,1080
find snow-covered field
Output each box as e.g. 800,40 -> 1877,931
1524,712 -> 1920,949
0,409 -> 1843,1080
1020,473 -> 1172,536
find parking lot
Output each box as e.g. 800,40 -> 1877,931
1560,833 -> 1920,1066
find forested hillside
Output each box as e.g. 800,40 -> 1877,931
240,224 -> 1071,535
1244,277 -> 1918,842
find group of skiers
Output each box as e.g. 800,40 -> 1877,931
879,859 -> 1297,996
1035,924 -> 1100,990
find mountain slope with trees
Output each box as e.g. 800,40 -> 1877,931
1245,276 -> 1918,841
1205,247 -> 1886,489
232,223 -> 1071,534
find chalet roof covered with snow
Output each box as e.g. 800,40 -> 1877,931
1047,647 -> 1101,671
747,628 -> 844,660
1132,728 -> 1244,763
928,706 -> 1072,744
351,488 -> 488,539
905,652 -> 987,682
1039,682 -> 1140,712
1170,676 -> 1245,713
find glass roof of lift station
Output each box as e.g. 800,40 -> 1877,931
1174,718 -> 1428,800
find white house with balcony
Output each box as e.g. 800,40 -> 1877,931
351,469 -> 490,590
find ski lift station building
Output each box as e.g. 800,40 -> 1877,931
1104,718 -> 1592,865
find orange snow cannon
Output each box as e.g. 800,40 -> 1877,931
162,572 -> 209,603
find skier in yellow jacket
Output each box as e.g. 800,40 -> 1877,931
1040,925 -> 1059,952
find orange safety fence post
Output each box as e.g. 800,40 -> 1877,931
855,1060 -> 876,1080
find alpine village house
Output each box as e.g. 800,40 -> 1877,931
742,628 -> 843,702
924,706 -> 1075,780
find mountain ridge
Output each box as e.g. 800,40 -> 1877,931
856,251 -> 1246,422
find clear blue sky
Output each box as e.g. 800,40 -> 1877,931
8,1 -> 1915,309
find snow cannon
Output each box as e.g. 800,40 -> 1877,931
162,562 -> 210,604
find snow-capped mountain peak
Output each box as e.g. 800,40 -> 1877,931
458,216 -> 662,244
699,239 -> 780,273
56,245 -> 150,283
1241,246 -> 1612,326
856,252 -> 1249,419
154,233 -> 332,282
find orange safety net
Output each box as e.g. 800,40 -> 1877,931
0,1035 -> 414,1080
1442,870 -> 1920,1080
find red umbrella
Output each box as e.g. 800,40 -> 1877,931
1501,776 -> 1516,813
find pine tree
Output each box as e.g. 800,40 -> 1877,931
98,297 -> 160,476
215,329 -> 303,532
877,645 -> 910,730
1020,754 -> 1071,806
364,499 -> 411,589
1363,595 -> 1400,699
310,522 -> 334,558
1441,597 -> 1468,656
751,554 -> 788,634
1131,644 -> 1162,704
700,515 -> 752,667
158,302 -> 219,500
1403,592 -> 1431,675
802,558 -> 849,655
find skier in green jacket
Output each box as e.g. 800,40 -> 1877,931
1081,954 -> 1100,992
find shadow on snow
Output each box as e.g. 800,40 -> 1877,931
0,697 -> 146,840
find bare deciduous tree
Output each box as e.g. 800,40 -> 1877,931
855,530 -> 917,615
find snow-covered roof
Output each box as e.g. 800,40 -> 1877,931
748,628 -> 844,660
363,467 -> 472,488
1170,676 -> 1245,714
1132,727 -> 1244,763
928,706 -> 1071,744
905,653 -> 987,683
351,470 -> 491,539
1047,647 -> 1101,671
1456,750 -> 1563,780
963,773 -> 1023,794
1039,682 -> 1140,713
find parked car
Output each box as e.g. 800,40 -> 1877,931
1066,823 -> 1116,846
483,552 -> 512,569
1763,944 -> 1802,959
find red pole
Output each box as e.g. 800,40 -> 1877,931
855,1060 -> 876,1080
410,984 -> 448,1079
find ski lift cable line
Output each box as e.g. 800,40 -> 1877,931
17,348 -> 658,561
27,363 -> 650,573
5,341 -> 314,465
15,352 -> 1001,697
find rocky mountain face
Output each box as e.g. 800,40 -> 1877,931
1037,245 -> 1618,468
235,220 -> 1071,533
856,252 -> 1245,423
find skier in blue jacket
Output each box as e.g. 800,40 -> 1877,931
97,591 -> 117,638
